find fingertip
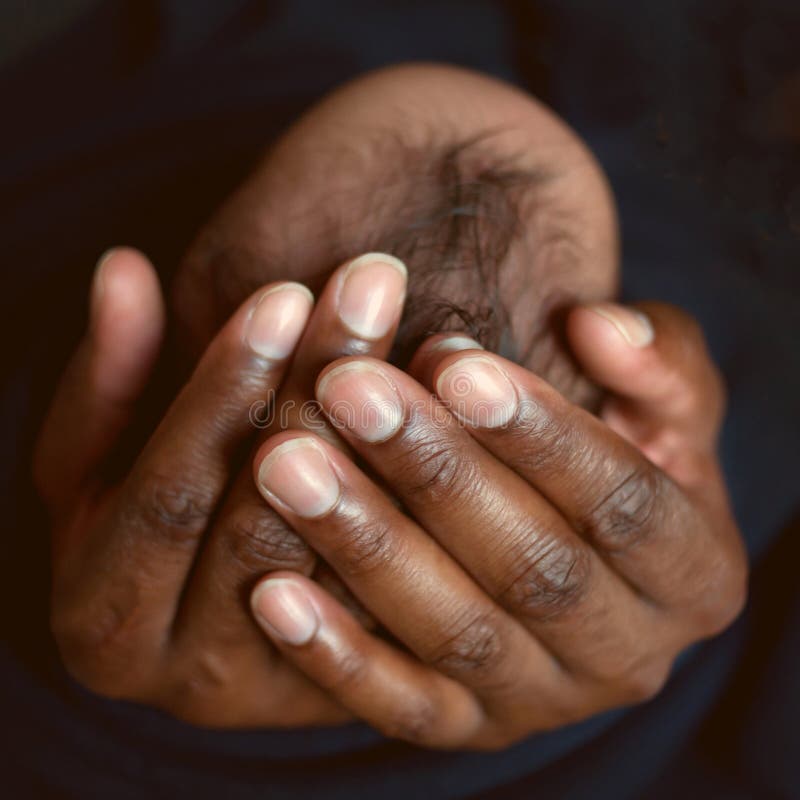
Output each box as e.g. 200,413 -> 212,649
566,302 -> 659,389
244,282 -> 315,360
89,247 -> 165,401
251,573 -> 321,646
335,252 -> 407,341
407,333 -> 484,387
571,303 -> 654,350
91,247 -> 165,339
35,249 -> 166,509
253,433 -> 342,519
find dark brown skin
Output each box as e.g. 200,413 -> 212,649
35,249 -> 402,726
33,65 -> 747,743
250,305 -> 746,748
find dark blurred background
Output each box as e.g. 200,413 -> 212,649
0,2 -> 798,798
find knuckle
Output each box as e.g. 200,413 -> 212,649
500,532 -> 591,622
50,597 -> 147,698
328,516 -> 400,578
125,469 -> 216,548
585,467 -> 662,553
392,426 -> 480,504
162,650 -> 233,724
223,505 -> 314,574
508,401 -> 586,479
427,610 -> 507,685
380,694 -> 440,745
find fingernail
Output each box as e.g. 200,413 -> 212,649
337,253 -> 407,340
586,303 -> 654,347
436,355 -> 518,428
257,438 -> 340,517
429,335 -> 484,353
246,283 -> 314,359
316,361 -> 404,442
252,578 -> 319,646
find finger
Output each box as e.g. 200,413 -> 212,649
278,252 -> 407,414
252,432 -> 563,712
56,282 -> 314,658
426,347 -> 746,627
170,474 -> 319,651
565,302 -> 726,467
250,572 -> 486,748
313,357 -> 661,680
33,248 -> 165,514
406,332 -> 485,389
257,252 -> 408,444
178,254 -> 406,645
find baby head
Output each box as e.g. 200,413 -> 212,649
173,64 -> 618,406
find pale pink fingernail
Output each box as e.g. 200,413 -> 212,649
337,253 -> 407,340
246,283 -> 314,359
316,361 -> 404,442
257,438 -> 340,517
252,578 -> 319,645
428,335 -> 484,353
436,355 -> 518,428
586,303 -> 654,347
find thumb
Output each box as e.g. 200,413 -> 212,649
33,248 -> 165,513
566,301 -> 725,471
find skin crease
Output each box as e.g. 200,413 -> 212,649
34,64 -> 747,741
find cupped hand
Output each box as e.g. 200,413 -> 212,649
34,247 -> 406,727
248,302 -> 748,749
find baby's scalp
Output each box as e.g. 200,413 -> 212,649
173,64 -> 618,405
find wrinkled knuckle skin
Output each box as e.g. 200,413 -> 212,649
223,505 -> 314,574
392,427 -> 479,505
427,612 -> 506,685
124,470 -> 217,548
328,516 -> 398,578
586,468 -> 661,553
50,599 -> 146,699
500,534 -> 591,622
508,402 -> 585,480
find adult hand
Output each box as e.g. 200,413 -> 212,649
248,302 -> 748,748
34,247 -> 406,727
